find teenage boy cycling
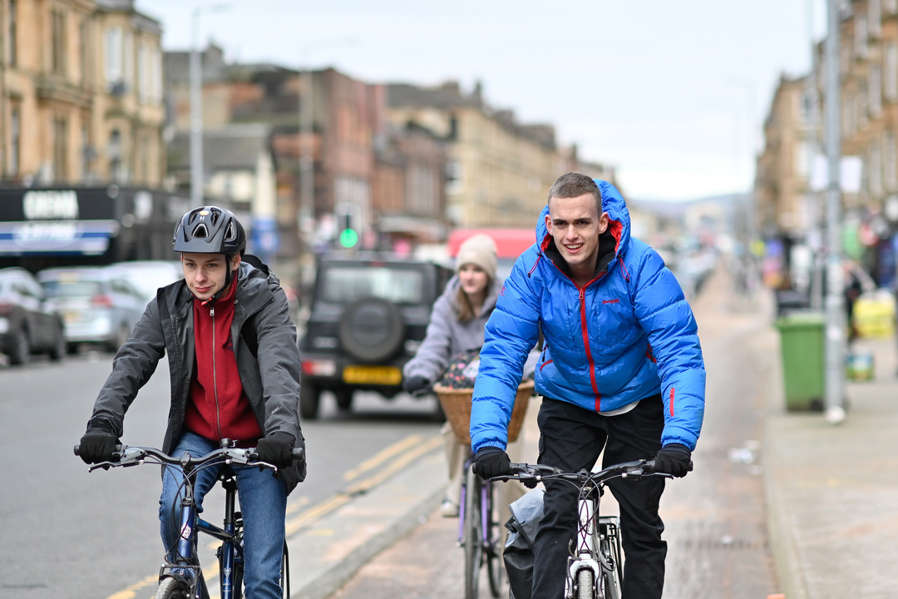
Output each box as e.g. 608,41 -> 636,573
77,206 -> 305,599
470,173 -> 705,599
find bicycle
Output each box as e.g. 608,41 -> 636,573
458,453 -> 504,599
74,440 -> 304,599
495,459 -> 669,599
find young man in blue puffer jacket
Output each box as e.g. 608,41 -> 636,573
469,172 -> 705,599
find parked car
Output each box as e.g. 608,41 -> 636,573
0,267 -> 67,365
37,266 -> 148,353
108,260 -> 184,303
298,252 -> 453,419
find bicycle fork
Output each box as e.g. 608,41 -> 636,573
158,481 -> 206,597
565,493 -> 604,599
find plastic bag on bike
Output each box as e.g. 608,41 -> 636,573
504,488 -> 544,599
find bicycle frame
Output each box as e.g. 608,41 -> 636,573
564,484 -> 621,599
160,461 -> 244,599
499,460 -> 657,599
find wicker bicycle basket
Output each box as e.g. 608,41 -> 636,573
433,380 -> 535,445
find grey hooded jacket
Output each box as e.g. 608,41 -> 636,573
403,274 -> 502,384
86,260 -> 305,493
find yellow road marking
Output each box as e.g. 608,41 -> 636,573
342,434 -> 423,481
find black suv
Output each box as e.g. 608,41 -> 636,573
298,252 -> 452,419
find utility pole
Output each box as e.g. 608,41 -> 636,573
190,4 -> 230,207
189,9 -> 204,206
824,0 -> 847,424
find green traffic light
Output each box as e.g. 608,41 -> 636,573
339,228 -> 359,248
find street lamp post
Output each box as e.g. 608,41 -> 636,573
823,0 -> 847,424
189,4 -> 229,206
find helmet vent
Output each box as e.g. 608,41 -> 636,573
191,223 -> 209,239
225,222 -> 237,242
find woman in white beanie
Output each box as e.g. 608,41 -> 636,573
402,233 -> 503,516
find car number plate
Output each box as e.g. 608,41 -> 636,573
342,365 -> 402,385
64,311 -> 81,323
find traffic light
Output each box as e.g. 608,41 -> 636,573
338,213 -> 359,249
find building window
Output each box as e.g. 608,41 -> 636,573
109,129 -> 122,181
79,19 -> 89,85
855,15 -> 868,59
870,140 -> 883,198
885,132 -> 897,191
8,0 -> 17,66
105,27 -> 123,89
870,0 -> 882,37
51,9 -> 66,75
81,119 -> 92,179
870,65 -> 882,117
54,117 -> 68,181
887,43 -> 898,101
9,107 -> 20,175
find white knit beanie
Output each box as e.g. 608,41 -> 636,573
456,234 -> 498,279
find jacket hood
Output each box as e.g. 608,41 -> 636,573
535,179 -> 632,261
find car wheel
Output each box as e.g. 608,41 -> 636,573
300,383 -> 320,420
48,321 -> 66,362
8,328 -> 30,366
335,389 -> 353,412
338,298 -> 405,362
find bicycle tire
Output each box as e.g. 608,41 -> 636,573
577,568 -> 595,599
464,465 -> 483,599
154,576 -> 190,599
485,480 -> 503,598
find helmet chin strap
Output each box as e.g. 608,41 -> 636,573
199,260 -> 236,307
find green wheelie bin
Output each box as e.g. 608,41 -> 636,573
774,312 -> 825,411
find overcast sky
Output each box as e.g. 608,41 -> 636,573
140,0 -> 827,202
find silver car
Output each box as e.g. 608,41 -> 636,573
37,266 -> 148,353
107,260 -> 184,304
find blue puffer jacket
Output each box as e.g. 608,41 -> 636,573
469,180 -> 705,453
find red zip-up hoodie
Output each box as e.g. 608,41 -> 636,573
184,274 -> 263,445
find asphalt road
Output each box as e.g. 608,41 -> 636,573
0,349 -> 442,599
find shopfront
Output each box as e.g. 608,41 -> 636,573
0,186 -> 192,272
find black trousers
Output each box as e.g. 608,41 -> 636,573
532,395 -> 667,599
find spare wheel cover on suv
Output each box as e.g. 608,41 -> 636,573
338,297 -> 406,362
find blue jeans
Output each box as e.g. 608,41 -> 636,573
159,431 -> 288,599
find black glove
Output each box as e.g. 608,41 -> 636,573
653,443 -> 693,478
254,432 -> 296,468
472,447 -> 511,479
402,375 -> 431,396
78,428 -> 119,464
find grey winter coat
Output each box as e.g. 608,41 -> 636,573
403,275 -> 501,384
86,260 -> 305,493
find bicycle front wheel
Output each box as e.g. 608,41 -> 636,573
464,465 -> 483,599
154,576 -> 190,599
577,568 -> 595,599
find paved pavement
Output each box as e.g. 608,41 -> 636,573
283,269 -> 898,599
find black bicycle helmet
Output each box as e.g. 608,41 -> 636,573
172,206 -> 246,256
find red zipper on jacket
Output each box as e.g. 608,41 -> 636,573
550,262 -> 605,412
210,305 -> 223,440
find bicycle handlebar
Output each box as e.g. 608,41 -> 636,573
492,458 -> 667,485
73,444 -> 305,472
